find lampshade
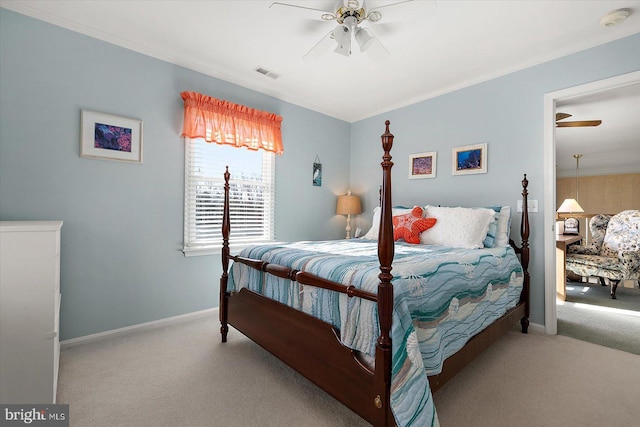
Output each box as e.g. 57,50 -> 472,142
333,24 -> 352,56
355,27 -> 376,52
336,192 -> 362,215
557,198 -> 584,213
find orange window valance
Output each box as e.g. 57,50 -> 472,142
180,91 -> 283,155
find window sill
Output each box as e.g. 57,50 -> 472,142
182,246 -> 222,257
182,241 -> 274,257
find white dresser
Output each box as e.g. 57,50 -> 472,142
0,221 -> 62,404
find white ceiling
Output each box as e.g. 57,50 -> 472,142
556,82 -> 640,177
2,0 -> 640,175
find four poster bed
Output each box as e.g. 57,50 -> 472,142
219,120 -> 530,426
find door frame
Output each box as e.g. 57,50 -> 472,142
543,70 -> 640,334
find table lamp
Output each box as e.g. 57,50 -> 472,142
336,190 -> 361,239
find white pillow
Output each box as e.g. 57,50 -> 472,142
495,205 -> 512,247
362,206 -> 414,240
421,206 -> 496,249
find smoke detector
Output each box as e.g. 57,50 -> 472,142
600,8 -> 631,27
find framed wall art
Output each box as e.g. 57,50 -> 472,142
313,155 -> 322,186
408,151 -> 437,179
452,143 -> 487,176
81,110 -> 143,163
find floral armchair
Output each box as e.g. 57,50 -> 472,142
566,210 -> 640,299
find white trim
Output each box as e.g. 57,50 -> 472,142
543,70 -> 640,336
556,164 -> 640,178
60,308 -> 217,348
527,322 -> 545,335
183,246 -> 221,257
543,90 -> 558,335
57,304 -> 545,349
182,241 -> 274,257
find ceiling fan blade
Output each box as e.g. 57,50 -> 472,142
301,18 -> 331,33
367,0 -> 415,11
556,112 -> 572,121
302,30 -> 335,61
365,37 -> 390,61
368,21 -> 400,36
556,120 -> 602,128
270,2 -> 333,13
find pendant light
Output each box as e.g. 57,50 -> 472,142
557,154 -> 584,235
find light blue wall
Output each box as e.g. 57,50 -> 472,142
0,9 -> 350,340
350,33 -> 640,325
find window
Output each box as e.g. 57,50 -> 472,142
183,138 -> 275,255
180,91 -> 282,256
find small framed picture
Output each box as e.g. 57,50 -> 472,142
408,151 -> 437,179
313,161 -> 322,186
452,143 -> 487,176
81,110 -> 143,163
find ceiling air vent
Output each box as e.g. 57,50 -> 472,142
255,67 -> 280,79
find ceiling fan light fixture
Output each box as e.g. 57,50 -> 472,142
343,15 -> 357,28
333,25 -> 352,56
334,44 -> 351,56
334,43 -> 351,56
276,0 -> 402,59
355,27 -> 376,52
600,8 -> 631,27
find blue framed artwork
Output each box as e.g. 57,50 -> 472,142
452,143 -> 487,175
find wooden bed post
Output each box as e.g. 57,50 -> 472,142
519,174 -> 530,333
220,166 -> 231,342
373,120 -> 395,426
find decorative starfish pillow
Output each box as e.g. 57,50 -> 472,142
392,206 -> 437,244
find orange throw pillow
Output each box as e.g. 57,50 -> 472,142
392,207 -> 437,244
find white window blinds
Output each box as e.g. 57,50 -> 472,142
184,137 -> 275,254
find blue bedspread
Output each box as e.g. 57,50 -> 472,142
228,239 -> 524,427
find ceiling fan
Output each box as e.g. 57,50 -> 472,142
270,0 -> 414,58
555,112 -> 602,128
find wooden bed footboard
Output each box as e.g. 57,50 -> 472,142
219,120 -> 530,427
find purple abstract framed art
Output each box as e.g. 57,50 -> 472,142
408,151 -> 436,179
81,110 -> 143,163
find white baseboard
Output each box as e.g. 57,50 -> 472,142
60,308 -> 546,348
528,321 -> 545,334
60,308 -> 218,349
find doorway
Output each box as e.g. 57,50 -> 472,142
543,70 -> 640,337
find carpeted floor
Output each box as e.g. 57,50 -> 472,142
57,316 -> 640,427
557,281 -> 640,355
564,281 -> 640,311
